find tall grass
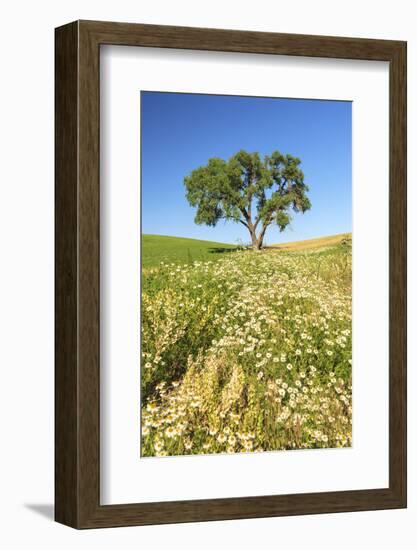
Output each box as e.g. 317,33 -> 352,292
141,243 -> 352,456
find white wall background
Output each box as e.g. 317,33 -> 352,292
0,0 -> 415,548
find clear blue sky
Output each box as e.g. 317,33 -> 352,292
141,91 -> 351,245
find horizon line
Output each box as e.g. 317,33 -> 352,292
142,231 -> 352,246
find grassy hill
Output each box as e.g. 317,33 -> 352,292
141,231 -> 352,456
269,233 -> 351,252
142,233 -> 352,268
142,234 -> 238,268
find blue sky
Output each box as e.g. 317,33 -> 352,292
141,92 -> 351,245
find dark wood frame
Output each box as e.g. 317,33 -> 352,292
55,20 -> 407,529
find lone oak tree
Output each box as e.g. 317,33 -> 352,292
184,150 -> 311,250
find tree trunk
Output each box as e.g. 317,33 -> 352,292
249,228 -> 262,251
257,235 -> 264,250
256,222 -> 270,250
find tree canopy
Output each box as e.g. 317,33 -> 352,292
184,149 -> 311,250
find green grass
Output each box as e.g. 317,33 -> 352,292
142,234 -> 238,268
141,233 -> 352,456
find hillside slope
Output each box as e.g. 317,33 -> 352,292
270,233 -> 351,251
142,234 -> 237,267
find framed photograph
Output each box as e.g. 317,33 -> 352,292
55,20 -> 406,528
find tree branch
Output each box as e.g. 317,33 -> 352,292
253,216 -> 262,231
258,213 -> 274,244
259,221 -> 270,241
247,194 -> 253,224
240,207 -> 252,225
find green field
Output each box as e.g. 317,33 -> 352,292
142,234 -> 238,268
142,233 -> 351,268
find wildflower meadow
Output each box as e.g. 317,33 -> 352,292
141,237 -> 352,457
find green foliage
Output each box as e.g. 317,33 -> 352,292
184,149 -> 311,249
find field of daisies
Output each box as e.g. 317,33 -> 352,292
141,241 -> 352,457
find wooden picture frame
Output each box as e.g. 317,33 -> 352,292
55,20 -> 407,529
